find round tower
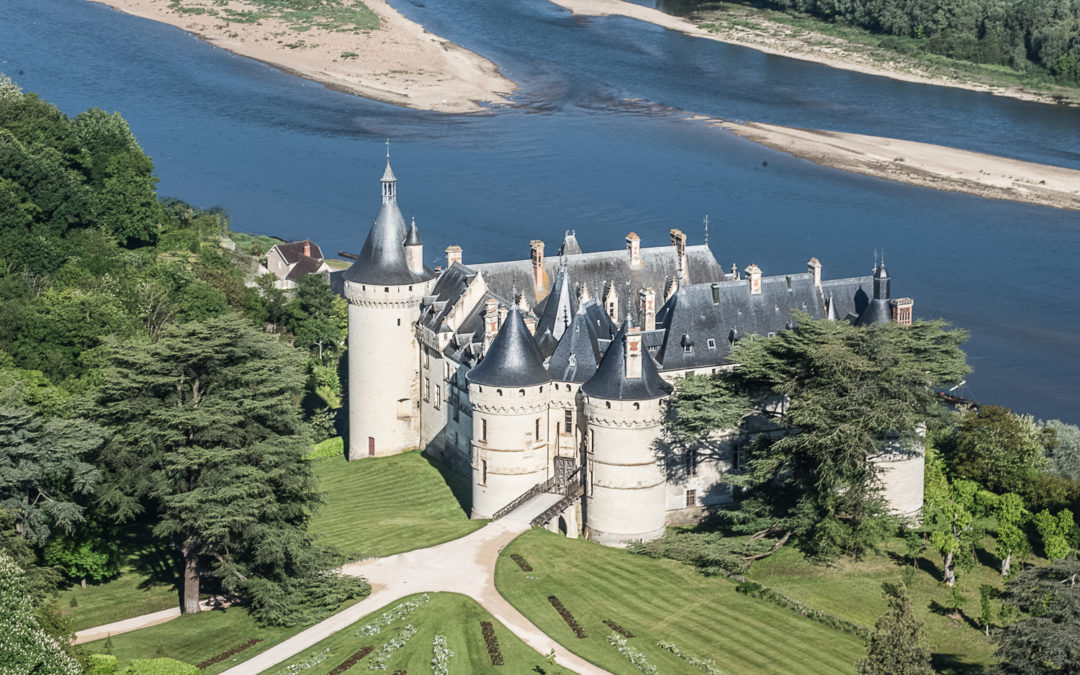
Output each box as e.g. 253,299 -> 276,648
871,429 -> 925,522
467,307 -> 552,519
581,321 -> 672,547
344,157 -> 435,460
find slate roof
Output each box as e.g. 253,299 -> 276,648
405,218 -> 423,246
582,322 -> 672,401
274,240 -> 324,265
466,307 -> 551,387
535,266 -> 577,342
285,255 -> 325,281
343,175 -> 435,286
469,244 -> 726,310
558,231 -> 582,256
546,302 -> 604,383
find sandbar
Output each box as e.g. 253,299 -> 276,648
87,0 -> 515,113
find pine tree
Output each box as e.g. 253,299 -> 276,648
857,582 -> 933,675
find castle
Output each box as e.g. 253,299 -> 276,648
340,157 -> 924,546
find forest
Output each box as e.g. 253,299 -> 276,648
0,74 -> 360,673
676,0 -> 1080,82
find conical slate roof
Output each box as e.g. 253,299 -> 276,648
344,167 -> 432,286
405,218 -> 422,246
582,322 -> 671,401
535,267 -> 577,342
547,303 -> 602,383
467,307 -> 551,387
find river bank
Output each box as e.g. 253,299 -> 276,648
713,119 -> 1080,211
552,0 -> 1080,107
87,0 -> 514,113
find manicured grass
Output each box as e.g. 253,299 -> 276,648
84,605 -> 311,674
310,450 -> 485,559
496,529 -> 865,675
274,592 -> 572,674
58,567 -> 178,632
747,532 -> 1034,672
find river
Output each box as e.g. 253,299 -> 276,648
2,0 -> 1078,422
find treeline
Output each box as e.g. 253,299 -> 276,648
0,74 -> 357,672
713,0 -> 1080,82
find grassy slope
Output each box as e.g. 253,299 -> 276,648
275,592 -> 573,674
497,529 -> 864,675
747,531 -> 1038,672
58,568 -> 179,632
309,450 -> 485,559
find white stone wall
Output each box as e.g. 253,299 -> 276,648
583,396 -> 667,547
345,279 -> 433,460
469,382 -> 551,519
871,435 -> 926,521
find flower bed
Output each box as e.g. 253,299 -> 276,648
327,647 -> 373,675
547,596 -> 587,639
510,553 -> 533,572
357,594 -> 431,638
602,619 -> 635,638
431,634 -> 453,675
282,648 -> 331,674
606,634 -> 657,674
197,638 -> 262,669
657,641 -> 725,675
369,624 -> 418,671
480,620 -> 504,666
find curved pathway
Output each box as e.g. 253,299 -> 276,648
222,502 -> 611,674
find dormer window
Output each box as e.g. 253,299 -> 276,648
707,338 -> 716,349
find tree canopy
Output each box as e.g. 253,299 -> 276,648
857,582 -> 933,675
993,556 -> 1080,674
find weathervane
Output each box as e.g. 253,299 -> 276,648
704,214 -> 709,246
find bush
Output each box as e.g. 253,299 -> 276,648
121,658 -> 199,674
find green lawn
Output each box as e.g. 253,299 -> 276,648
310,449 -> 485,559
274,592 -> 572,674
58,568 -> 178,632
83,604 -> 318,674
747,531 -> 1033,672
496,529 -> 865,675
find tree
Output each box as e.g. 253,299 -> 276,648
925,452 -> 978,587
286,274 -> 345,364
993,556 -> 1080,674
1034,508 -> 1076,562
0,550 -> 80,674
1042,419 -> 1080,484
994,493 -> 1030,577
665,373 -> 750,446
950,406 -> 1049,497
857,582 -> 933,675
96,315 -> 364,623
979,584 -> 995,637
43,512 -> 122,588
721,314 -> 968,559
0,405 -> 103,545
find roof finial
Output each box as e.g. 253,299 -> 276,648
881,247 -> 885,267
385,137 -> 390,162
703,214 -> 709,246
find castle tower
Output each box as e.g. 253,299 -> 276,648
467,307 -> 552,519
343,157 -> 436,460
581,320 -> 672,546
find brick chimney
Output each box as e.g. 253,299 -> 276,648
891,298 -> 914,326
603,282 -> 619,323
446,245 -> 462,267
664,276 -> 678,302
638,287 -> 656,331
483,298 -> 499,351
808,257 -> 822,287
745,264 -> 762,295
530,240 -> 545,294
670,228 -> 688,281
625,322 -> 643,379
626,232 -> 642,270
303,240 -> 312,257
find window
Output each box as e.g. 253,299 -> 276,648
397,318 -> 401,326
707,338 -> 716,349
687,448 -> 698,477
686,489 -> 697,507
424,377 -> 430,402
384,287 -> 389,292
482,459 -> 488,485
683,344 -> 693,354
563,409 -> 572,433
434,385 -> 441,410
481,419 -> 487,441
535,418 -> 541,440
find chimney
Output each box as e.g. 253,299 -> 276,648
731,263 -> 738,280
638,288 -> 656,331
670,229 -> 688,281
626,232 -> 642,270
603,282 -> 619,323
446,245 -> 462,268
891,298 -> 914,326
745,264 -> 762,295
808,257 -> 822,287
530,240 -> 545,294
497,306 -> 508,330
303,240 -> 312,257
625,323 -> 642,379
483,298 -> 499,351
664,276 -> 678,302
579,281 -> 592,303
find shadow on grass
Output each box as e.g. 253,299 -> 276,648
422,450 -> 472,517
932,652 -> 988,675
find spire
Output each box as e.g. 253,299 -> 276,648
467,307 -> 551,387
536,266 -> 577,342
404,217 -> 422,246
381,140 -> 397,204
547,302 -> 602,383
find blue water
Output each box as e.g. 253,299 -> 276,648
2,0 -> 1078,422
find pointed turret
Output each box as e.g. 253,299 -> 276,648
467,307 -> 551,387
582,321 -> 671,401
535,266 -> 577,342
856,262 -> 893,325
873,263 -> 890,300
405,217 -> 424,274
344,159 -> 433,285
548,303 -> 603,383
